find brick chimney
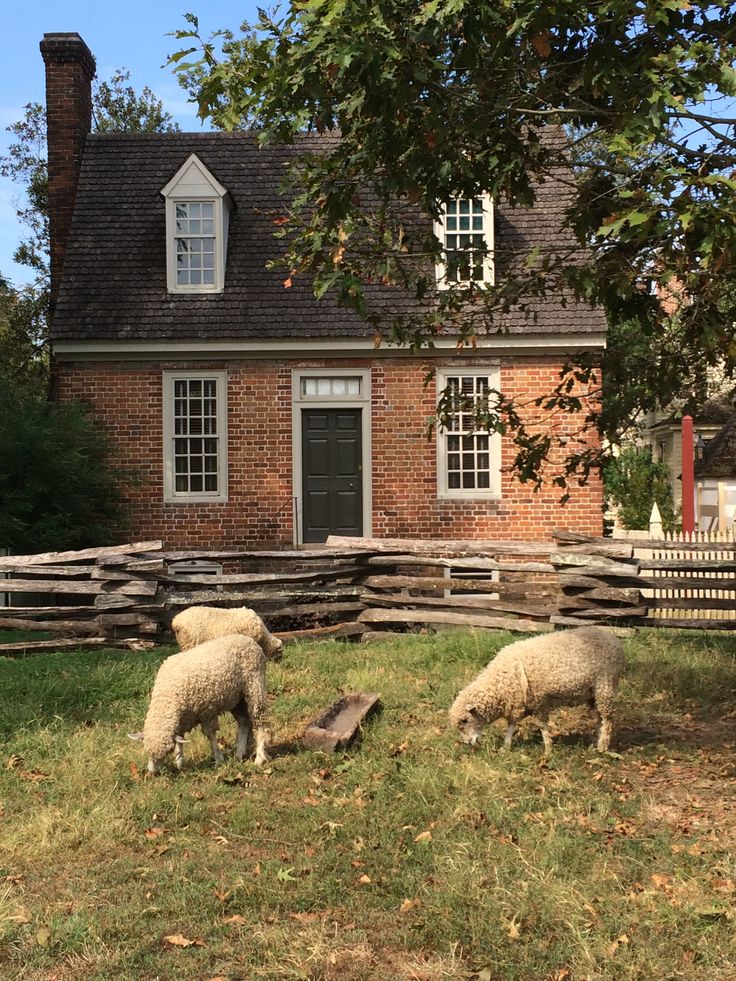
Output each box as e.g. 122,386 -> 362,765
40,33 -> 96,310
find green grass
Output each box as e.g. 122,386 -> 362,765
1,628 -> 736,980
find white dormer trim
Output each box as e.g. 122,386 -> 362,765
434,193 -> 495,289
161,153 -> 232,294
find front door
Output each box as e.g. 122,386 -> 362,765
302,409 -> 363,543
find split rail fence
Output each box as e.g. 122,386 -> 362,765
1,531 -> 734,655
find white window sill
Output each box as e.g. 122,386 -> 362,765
437,492 -> 502,502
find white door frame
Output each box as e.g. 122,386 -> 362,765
291,368 -> 372,546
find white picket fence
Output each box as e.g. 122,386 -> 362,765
615,515 -> 736,624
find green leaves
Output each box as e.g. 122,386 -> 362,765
166,1 -> 736,490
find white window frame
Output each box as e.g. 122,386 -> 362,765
162,370 -> 228,503
161,154 -> 231,294
291,368 -> 372,546
436,367 -> 502,500
434,194 -> 494,289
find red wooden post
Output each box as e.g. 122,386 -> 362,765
681,414 -> 695,534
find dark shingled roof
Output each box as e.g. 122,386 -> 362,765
695,413 -> 736,479
51,131 -> 607,342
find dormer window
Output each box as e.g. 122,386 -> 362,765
435,195 -> 494,288
161,154 -> 231,294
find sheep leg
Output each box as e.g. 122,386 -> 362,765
593,687 -> 615,752
596,716 -> 613,752
589,705 -> 602,749
174,739 -> 185,769
502,720 -> 516,749
244,667 -> 271,766
538,711 -> 553,755
253,727 -> 270,766
231,701 -> 251,762
200,719 -> 225,765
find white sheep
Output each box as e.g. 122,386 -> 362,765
171,605 -> 283,659
449,626 -> 625,754
130,634 -> 271,773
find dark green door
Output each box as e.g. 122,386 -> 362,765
302,409 -> 363,543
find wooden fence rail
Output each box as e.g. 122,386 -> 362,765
2,531 -> 735,655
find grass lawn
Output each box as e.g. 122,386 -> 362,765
1,627 -> 736,980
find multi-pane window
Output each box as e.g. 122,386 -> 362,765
163,372 -> 227,502
173,378 -> 219,493
437,371 -> 501,498
175,202 -> 216,287
436,196 -> 494,287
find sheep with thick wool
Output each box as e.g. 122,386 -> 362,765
131,634 -> 271,773
171,605 -> 283,660
449,626 -> 624,754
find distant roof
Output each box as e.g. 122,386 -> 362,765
650,394 -> 736,432
51,131 -> 607,343
695,414 -> 736,479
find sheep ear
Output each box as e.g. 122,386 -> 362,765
128,732 -> 144,742
465,704 -> 480,718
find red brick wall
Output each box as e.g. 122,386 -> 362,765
56,356 -> 603,548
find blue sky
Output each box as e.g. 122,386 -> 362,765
1,1 -> 262,286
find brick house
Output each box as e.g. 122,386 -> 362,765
43,32 -> 606,550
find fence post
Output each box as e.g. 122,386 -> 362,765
681,415 -> 695,534
649,501 -> 663,538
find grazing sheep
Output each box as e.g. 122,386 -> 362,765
171,605 -> 283,660
449,626 -> 625,754
130,634 -> 271,773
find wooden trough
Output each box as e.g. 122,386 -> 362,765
301,693 -> 381,751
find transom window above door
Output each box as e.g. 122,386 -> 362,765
300,376 -> 362,398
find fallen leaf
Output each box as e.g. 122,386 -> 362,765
21,769 -> 49,782
289,910 -> 326,923
223,914 -> 247,926
358,874 -> 372,885
164,933 -> 205,948
477,969 -> 493,981
650,873 -> 672,891
399,898 -> 418,914
607,933 -> 629,956
414,830 -> 432,843
505,918 -> 521,940
129,761 -> 140,781
36,926 -> 51,947
145,828 -> 165,839
6,755 -> 24,770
